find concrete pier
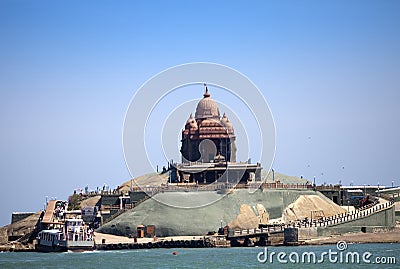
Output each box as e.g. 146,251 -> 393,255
94,233 -> 224,250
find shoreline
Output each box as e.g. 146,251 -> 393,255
1,228 -> 400,252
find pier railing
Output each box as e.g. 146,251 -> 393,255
79,182 -> 313,199
261,182 -> 313,189
285,199 -> 394,229
127,182 -> 312,194
232,226 -> 284,237
234,199 -> 395,238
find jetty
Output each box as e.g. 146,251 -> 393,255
94,234 -> 229,250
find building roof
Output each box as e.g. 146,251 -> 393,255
195,87 -> 220,120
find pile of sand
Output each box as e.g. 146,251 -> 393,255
282,195 -> 346,222
228,204 -> 269,230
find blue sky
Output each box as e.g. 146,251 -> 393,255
0,0 -> 399,226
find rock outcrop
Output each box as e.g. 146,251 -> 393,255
228,204 -> 269,230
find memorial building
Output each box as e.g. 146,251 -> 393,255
169,85 -> 262,185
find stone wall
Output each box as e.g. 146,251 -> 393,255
130,191 -> 148,203
100,195 -> 120,206
298,227 -> 318,240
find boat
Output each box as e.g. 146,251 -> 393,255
36,219 -> 94,252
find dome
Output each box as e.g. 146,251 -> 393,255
221,113 -> 228,122
221,113 -> 234,132
185,113 -> 198,129
224,119 -> 233,132
195,87 -> 220,120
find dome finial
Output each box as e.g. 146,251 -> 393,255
195,83 -> 220,119
203,83 -> 210,98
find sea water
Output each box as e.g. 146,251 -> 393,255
0,243 -> 399,268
